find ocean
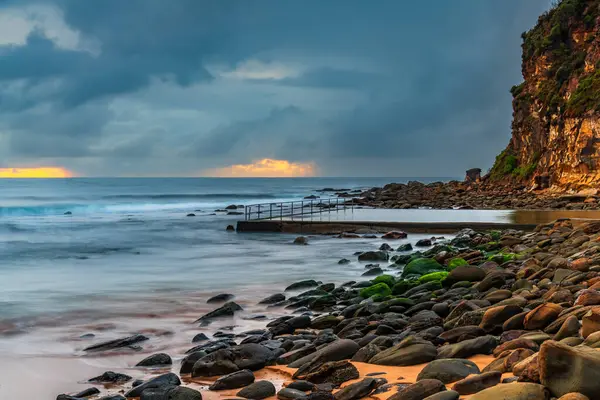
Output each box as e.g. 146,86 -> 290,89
0,177 -> 458,398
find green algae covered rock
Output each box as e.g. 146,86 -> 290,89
372,274 -> 395,287
360,283 -> 391,299
401,258 -> 444,278
418,271 -> 449,284
447,257 -> 468,270
392,279 -> 419,295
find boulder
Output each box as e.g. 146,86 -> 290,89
479,305 -> 523,332
469,383 -> 549,399
237,380 -> 277,399
139,386 -> 201,400
259,293 -> 286,304
557,394 -> 590,400
88,371 -> 132,384
401,258 -> 444,278
369,336 -> 438,366
524,303 -> 563,330
124,373 -> 181,398
277,388 -> 308,400
554,315 -> 581,341
539,340 -> 600,397
194,302 -> 243,322
417,359 -> 480,384
294,236 -> 308,245
135,353 -> 172,367
286,280 -> 320,291
333,378 -> 378,400
423,392 -> 459,400
298,360 -> 359,387
209,369 -> 255,391
83,334 -> 149,352
358,251 -> 389,262
447,266 -> 485,282
581,309 -> 600,338
388,379 -> 446,400
288,339 -> 360,369
382,231 -> 408,239
437,335 -> 497,359
452,371 -> 501,395
207,293 -> 235,303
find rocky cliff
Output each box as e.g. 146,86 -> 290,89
490,0 -> 600,190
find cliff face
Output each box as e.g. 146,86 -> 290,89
490,0 -> 600,190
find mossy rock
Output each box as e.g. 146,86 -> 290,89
451,281 -> 474,289
489,230 -> 502,241
372,274 -> 395,287
447,257 -> 468,270
371,294 -> 393,302
401,258 -> 444,278
487,252 -> 518,264
418,271 -> 449,284
393,254 -> 414,265
359,283 -> 391,299
391,279 -> 419,295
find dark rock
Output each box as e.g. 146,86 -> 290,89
72,387 -> 100,398
259,293 -> 286,305
539,340 -> 600,398
362,267 -> 383,276
415,239 -> 433,247
88,371 -> 132,384
382,231 -> 408,239
294,236 -> 308,245
417,359 -> 480,384
297,360 -> 359,387
136,353 -> 172,367
226,225 -> 235,231
423,392 -> 459,400
187,213 -> 196,217
124,373 -> 181,398
139,386 -> 202,400
195,302 -> 243,322
287,380 -> 315,391
388,379 -> 446,400
192,359 -> 239,377
468,383 -> 550,399
437,335 -> 497,359
439,326 -> 486,344
209,369 -> 255,391
277,388 -> 307,400
358,251 -> 388,262
338,259 -> 351,265
83,334 -> 149,352
288,339 -> 360,369
237,380 -> 276,399
333,378 -> 377,400
397,243 -> 413,252
192,333 -> 209,343
192,343 -> 275,377
452,371 -> 501,395
369,336 -> 437,366
207,293 -> 235,303
286,280 -> 320,291
180,351 -> 208,374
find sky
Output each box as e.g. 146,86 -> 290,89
0,0 -> 551,177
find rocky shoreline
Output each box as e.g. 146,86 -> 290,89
342,180 -> 600,211
57,219 -> 600,400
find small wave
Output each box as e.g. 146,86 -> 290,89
101,193 -> 277,200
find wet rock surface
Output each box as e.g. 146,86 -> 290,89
55,219 -> 600,400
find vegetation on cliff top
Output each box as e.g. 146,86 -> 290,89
490,0 -> 600,181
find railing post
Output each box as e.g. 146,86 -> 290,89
291,202 -> 294,221
269,203 -> 273,220
258,204 -> 261,220
310,200 -> 313,221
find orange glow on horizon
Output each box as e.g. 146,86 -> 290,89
204,158 -> 317,178
0,167 -> 74,178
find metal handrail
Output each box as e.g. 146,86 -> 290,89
244,197 -> 354,221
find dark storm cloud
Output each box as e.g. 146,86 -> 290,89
0,0 -> 551,176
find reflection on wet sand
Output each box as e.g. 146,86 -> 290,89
509,209 -> 600,224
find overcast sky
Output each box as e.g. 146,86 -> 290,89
0,0 -> 551,177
